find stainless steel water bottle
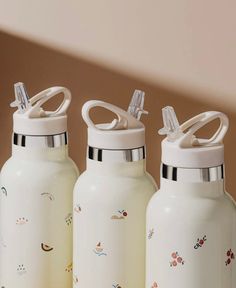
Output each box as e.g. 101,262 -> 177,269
73,90 -> 157,288
146,107 -> 236,288
0,83 -> 79,288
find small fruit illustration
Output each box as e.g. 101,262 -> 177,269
65,213 -> 72,226
74,204 -> 82,213
17,264 -> 26,276
96,242 -> 103,253
119,210 -> 128,217
0,235 -> 7,248
148,229 -> 154,240
177,257 -> 182,263
65,263 -> 72,272
170,251 -> 185,267
41,192 -> 55,201
41,243 -> 53,252
112,285 -> 122,288
172,252 -> 177,259
73,274 -> 79,284
93,242 -> 107,256
16,217 -> 28,225
151,282 -> 158,288
194,235 -> 207,249
111,209 -> 128,220
225,249 -> 235,266
1,187 -> 7,197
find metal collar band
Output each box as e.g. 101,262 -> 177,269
13,132 -> 68,148
88,146 -> 146,162
162,163 -> 224,182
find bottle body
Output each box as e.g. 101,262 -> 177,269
146,177 -> 236,288
0,144 -> 79,288
73,158 -> 156,288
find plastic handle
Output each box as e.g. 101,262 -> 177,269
179,111 -> 229,147
82,100 -> 143,131
27,87 -> 71,118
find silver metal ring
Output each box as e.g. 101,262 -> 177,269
162,163 -> 224,182
13,132 -> 68,148
88,146 -> 146,162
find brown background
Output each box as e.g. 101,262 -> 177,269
0,31 -> 236,198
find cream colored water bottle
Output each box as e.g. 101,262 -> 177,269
146,107 -> 236,288
0,83 -> 79,288
73,91 -> 157,288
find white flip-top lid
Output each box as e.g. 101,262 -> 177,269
82,90 -> 148,149
159,106 -> 229,168
11,82 -> 71,136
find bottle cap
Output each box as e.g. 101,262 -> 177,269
11,82 -> 71,136
82,90 -> 148,149
159,106 -> 229,168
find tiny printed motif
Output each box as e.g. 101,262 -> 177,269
0,235 -> 7,248
65,213 -> 73,226
17,264 -> 27,276
148,229 -> 154,240
65,263 -> 72,272
194,235 -> 207,249
112,284 -> 122,288
225,249 -> 235,266
41,243 -> 54,252
93,242 -> 107,256
111,210 -> 128,220
74,204 -> 82,213
41,192 -> 55,201
151,282 -> 158,288
170,252 -> 185,267
73,274 -> 79,285
1,187 -> 7,197
16,217 -> 29,225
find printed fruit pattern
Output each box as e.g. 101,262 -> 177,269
225,249 -> 235,266
65,263 -> 72,272
74,204 -> 82,213
73,274 -> 79,285
194,235 -> 207,249
148,228 -> 154,240
16,217 -> 28,225
41,243 -> 54,252
111,209 -> 128,220
93,242 -> 107,256
41,192 -> 55,201
151,282 -> 158,288
17,264 -> 26,276
170,252 -> 185,267
65,213 -> 73,226
112,285 -> 122,288
1,187 -> 7,197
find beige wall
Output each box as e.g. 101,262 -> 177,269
0,32 -> 236,198
0,0 -> 236,109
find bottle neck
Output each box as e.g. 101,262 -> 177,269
160,163 -> 225,197
86,158 -> 146,176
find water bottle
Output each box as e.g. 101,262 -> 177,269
146,107 -> 236,288
0,83 -> 79,288
73,90 -> 157,288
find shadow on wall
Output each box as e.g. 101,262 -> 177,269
0,31 -> 236,197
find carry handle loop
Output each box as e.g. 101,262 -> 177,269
28,86 -> 71,118
179,111 -> 229,147
82,100 -> 143,131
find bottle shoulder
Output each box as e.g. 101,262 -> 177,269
74,169 -> 157,195
1,155 -> 79,182
75,168 -> 156,184
147,189 -> 236,220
